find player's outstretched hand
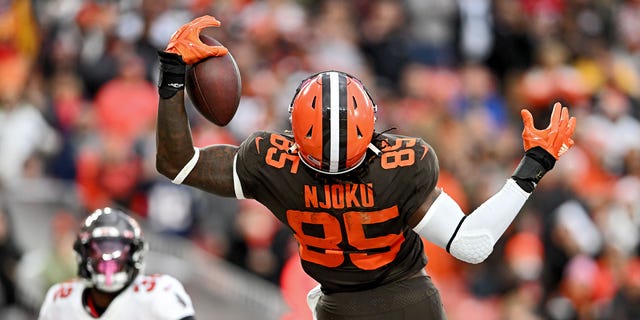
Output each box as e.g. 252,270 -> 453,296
165,15 -> 228,64
521,102 -> 577,160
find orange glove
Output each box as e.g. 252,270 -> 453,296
521,102 -> 577,160
165,15 -> 228,65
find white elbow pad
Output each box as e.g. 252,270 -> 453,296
448,225 -> 494,264
414,179 -> 530,264
413,192 -> 494,264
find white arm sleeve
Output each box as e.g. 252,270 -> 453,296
413,179 -> 530,264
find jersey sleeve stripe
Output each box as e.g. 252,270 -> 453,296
233,153 -> 246,199
171,147 -> 200,185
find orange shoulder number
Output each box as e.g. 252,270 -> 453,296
263,133 -> 300,174
380,138 -> 417,169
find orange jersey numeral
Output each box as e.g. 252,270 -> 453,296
380,138 -> 417,169
264,134 -> 300,173
287,210 -> 344,267
286,207 -> 404,270
343,208 -> 403,270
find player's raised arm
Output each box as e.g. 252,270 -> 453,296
155,15 -> 237,197
411,102 -> 576,264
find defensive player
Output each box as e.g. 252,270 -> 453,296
38,207 -> 196,320
155,16 -> 576,319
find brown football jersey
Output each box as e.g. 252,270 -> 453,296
235,131 -> 439,293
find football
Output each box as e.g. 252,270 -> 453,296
185,28 -> 242,126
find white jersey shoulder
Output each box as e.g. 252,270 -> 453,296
39,274 -> 195,320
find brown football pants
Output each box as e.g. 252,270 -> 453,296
315,275 -> 447,320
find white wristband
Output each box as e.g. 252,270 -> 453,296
171,147 -> 200,185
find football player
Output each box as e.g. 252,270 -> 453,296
38,207 -> 196,320
155,16 -> 576,320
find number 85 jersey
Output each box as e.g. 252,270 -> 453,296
235,131 -> 439,293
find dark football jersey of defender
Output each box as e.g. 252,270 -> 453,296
235,131 -> 439,293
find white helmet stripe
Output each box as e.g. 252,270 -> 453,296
329,71 -> 340,173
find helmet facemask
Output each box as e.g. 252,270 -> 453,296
85,238 -> 135,292
74,207 -> 146,293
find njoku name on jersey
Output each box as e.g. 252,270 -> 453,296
38,274 -> 195,320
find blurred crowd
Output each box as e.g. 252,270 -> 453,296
1,0 -> 640,319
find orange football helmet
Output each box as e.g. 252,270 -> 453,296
289,71 -> 377,174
